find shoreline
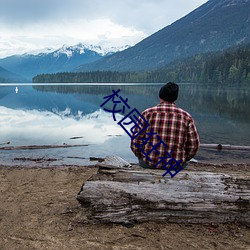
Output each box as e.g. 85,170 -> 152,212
0,163 -> 249,249
1,145 -> 250,168
0,160 -> 249,170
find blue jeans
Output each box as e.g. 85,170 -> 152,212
138,158 -> 155,169
138,158 -> 188,169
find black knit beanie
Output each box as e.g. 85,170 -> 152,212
159,82 -> 179,102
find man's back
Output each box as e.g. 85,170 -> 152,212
130,82 -> 200,169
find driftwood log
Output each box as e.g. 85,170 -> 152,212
77,157 -> 250,225
0,144 -> 88,151
200,143 -> 250,151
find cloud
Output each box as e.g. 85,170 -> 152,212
0,17 -> 145,57
0,0 -> 71,25
0,0 -> 207,31
0,0 -> 208,57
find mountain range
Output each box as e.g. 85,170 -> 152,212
0,44 -> 129,82
0,66 -> 23,83
76,0 -> 250,72
0,0 -> 249,82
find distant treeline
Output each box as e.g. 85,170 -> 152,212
33,43 -> 250,85
33,71 -> 151,83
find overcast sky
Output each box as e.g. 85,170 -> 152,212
0,0 -> 208,58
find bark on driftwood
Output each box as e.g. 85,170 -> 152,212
76,157 -> 250,225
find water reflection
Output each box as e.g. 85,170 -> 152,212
0,83 -> 250,166
0,106 -> 124,145
32,83 -> 250,145
33,83 -> 250,122
0,105 -> 133,167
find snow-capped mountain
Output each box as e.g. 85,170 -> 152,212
0,43 -> 130,81
29,43 -> 130,58
51,43 -> 130,58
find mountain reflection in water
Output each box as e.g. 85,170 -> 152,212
0,83 -> 249,166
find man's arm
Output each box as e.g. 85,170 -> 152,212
185,119 -> 200,161
130,116 -> 147,158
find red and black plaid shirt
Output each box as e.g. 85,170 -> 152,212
130,101 -> 200,169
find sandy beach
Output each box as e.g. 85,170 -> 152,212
0,163 -> 250,250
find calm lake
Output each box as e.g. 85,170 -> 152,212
0,83 -> 250,167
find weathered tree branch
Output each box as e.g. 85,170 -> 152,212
0,144 -> 88,150
77,162 -> 250,225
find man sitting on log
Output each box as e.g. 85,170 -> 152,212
130,82 -> 200,175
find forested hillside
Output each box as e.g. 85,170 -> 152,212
33,44 -> 250,85
152,43 -> 250,84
